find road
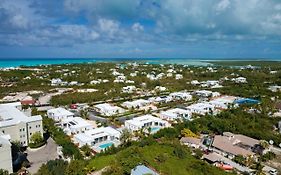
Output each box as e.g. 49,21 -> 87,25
26,138 -> 58,174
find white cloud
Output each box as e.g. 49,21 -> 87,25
132,23 -> 144,32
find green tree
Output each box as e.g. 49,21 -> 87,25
120,128 -> 132,146
0,169 -> 9,175
65,160 -> 86,175
81,145 -> 92,157
29,132 -> 45,148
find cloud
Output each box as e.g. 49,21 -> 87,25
132,23 -> 144,32
0,0 -> 281,58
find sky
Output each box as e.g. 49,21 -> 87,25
0,0 -> 280,59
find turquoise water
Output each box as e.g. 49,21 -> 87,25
0,58 -> 280,68
99,142 -> 113,149
0,58 -> 212,68
151,127 -> 161,132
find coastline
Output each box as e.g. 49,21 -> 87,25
0,58 -> 280,68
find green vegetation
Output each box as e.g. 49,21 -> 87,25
43,117 -> 83,159
29,132 -> 46,148
89,142 -> 232,175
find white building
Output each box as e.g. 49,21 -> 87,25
0,103 -> 43,146
51,78 -> 62,86
94,103 -> 125,116
194,90 -> 220,98
47,107 -> 74,122
186,102 -> 216,115
73,127 -> 121,152
169,92 -> 192,101
60,117 -> 93,135
175,74 -> 183,80
0,135 -> 13,173
209,96 -> 238,110
232,77 -> 247,83
122,99 -> 150,109
160,108 -> 192,121
122,86 -> 136,93
125,115 -> 168,133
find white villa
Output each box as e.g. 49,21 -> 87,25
169,92 -> 192,101
60,117 -> 93,136
160,108 -> 192,121
122,86 -> 136,93
94,103 -> 125,116
232,77 -> 247,83
47,107 -> 74,122
186,102 -> 216,115
122,99 -> 150,109
125,115 -> 168,133
209,96 -> 238,110
73,126 -> 121,152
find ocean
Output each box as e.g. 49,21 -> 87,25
0,58 -> 279,68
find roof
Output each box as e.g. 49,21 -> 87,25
47,107 -> 74,116
212,135 -> 254,156
74,126 -> 121,141
0,104 -> 42,127
180,137 -> 201,145
125,115 -> 166,127
62,117 -> 92,129
131,165 -> 159,175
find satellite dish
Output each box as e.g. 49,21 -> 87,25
269,140 -> 274,145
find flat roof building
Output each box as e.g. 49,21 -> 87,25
125,115 -> 168,133
0,103 -> 43,146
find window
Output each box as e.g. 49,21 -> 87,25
23,128 -> 25,131
29,126 -> 32,129
2,130 -> 4,134
20,129 -> 22,132
30,133 -> 32,135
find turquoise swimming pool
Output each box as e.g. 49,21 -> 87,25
99,142 -> 113,149
151,127 -> 161,132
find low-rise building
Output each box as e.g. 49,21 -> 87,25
94,103 -> 125,116
186,102 -> 216,115
122,86 -> 136,93
160,108 -> 192,121
0,103 -> 43,146
73,126 -> 121,152
169,92 -> 192,101
122,99 -> 150,109
0,135 -> 13,173
125,115 -> 168,133
60,117 -> 93,135
212,132 -> 259,159
180,137 -> 201,149
131,165 -> 159,175
47,107 -> 74,122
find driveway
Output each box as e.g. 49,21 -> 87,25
26,138 -> 58,174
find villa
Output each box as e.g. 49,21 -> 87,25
209,96 -> 238,110
212,132 -> 259,159
169,92 -> 192,101
186,102 -> 216,115
160,108 -> 192,121
122,86 -> 136,93
73,126 -> 121,152
94,103 -> 125,116
60,117 -> 93,135
125,115 -> 169,133
47,107 -> 74,122
122,99 -> 151,109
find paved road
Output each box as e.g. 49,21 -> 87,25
26,138 -> 58,174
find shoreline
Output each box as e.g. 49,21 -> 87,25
0,58 -> 280,68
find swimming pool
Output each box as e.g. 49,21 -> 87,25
99,142 -> 113,149
151,127 -> 161,132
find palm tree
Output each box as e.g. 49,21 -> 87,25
120,128 -> 132,146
